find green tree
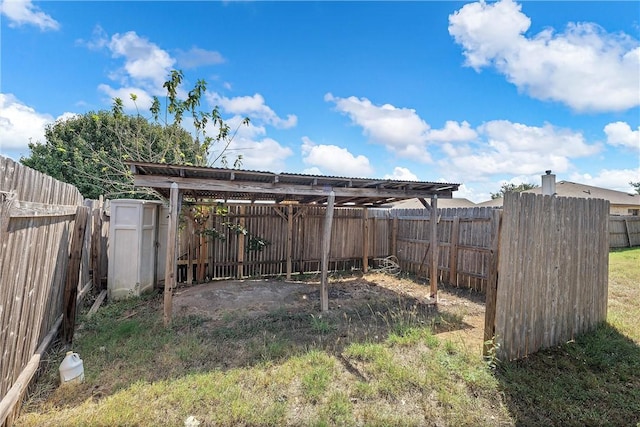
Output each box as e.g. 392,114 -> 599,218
22,111 -> 197,199
490,182 -> 538,200
22,70 -> 247,199
631,181 -> 640,195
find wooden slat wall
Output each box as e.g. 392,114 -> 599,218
390,207 -> 497,291
167,204 -> 499,287
492,193 -> 609,361
0,156 -> 84,420
609,216 -> 640,248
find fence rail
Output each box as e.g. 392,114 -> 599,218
0,156 -> 88,426
609,216 -> 640,248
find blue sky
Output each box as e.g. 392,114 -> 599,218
1,0 -> 638,202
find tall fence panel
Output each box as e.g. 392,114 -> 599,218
489,193 -> 609,361
0,156 -> 85,425
390,207 -> 497,292
609,216 -> 640,248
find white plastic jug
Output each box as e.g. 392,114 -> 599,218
59,351 -> 84,384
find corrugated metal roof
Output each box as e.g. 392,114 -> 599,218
125,162 -> 460,207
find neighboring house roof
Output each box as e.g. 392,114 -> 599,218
477,181 -> 640,207
386,197 -> 477,209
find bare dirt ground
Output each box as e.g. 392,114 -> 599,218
173,272 -> 487,351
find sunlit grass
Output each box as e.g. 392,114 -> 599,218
17,249 -> 640,426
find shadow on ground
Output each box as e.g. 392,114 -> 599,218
24,275 -> 484,411
495,323 -> 640,426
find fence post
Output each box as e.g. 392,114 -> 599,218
321,192 -> 335,312
63,205 -> 89,343
237,205 -> 246,279
623,217 -> 632,247
363,207 -> 369,273
91,196 -> 104,290
390,215 -> 398,257
483,209 -> 502,356
449,216 -> 460,286
164,182 -> 180,327
286,204 -> 293,280
429,196 -> 438,300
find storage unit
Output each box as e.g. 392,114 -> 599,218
108,199 -> 162,300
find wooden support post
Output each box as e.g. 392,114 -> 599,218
299,208 -> 306,274
91,196 -> 103,290
391,216 -> 398,257
320,191 -> 335,312
237,205 -> 246,279
63,205 -> 89,343
449,216 -> 460,286
186,210 -> 194,285
362,207 -> 369,273
484,209 -> 503,356
164,182 -> 180,327
286,204 -> 293,280
623,217 -> 632,247
429,195 -> 438,300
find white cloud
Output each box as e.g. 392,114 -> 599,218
302,167 -> 323,175
570,169 -> 640,193
450,183 -> 487,203
0,93 -> 52,150
208,93 -> 297,129
97,84 -> 154,111
301,136 -> 374,177
0,94 -> 75,158
449,0 -> 640,112
1,0 -> 59,31
604,121 -> 640,151
427,120 -> 477,142
175,47 -> 225,69
440,120 -> 601,181
384,167 -> 418,181
108,31 -> 176,90
205,115 -> 293,172
325,93 -> 432,162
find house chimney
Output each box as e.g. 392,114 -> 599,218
542,170 -> 556,196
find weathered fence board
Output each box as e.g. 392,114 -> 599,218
0,156 -> 85,426
490,193 -> 609,361
609,216 -> 640,248
390,207 -> 497,292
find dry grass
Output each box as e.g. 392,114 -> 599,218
16,249 -> 640,426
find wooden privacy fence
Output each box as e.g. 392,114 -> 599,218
485,193 -> 609,361
166,204 -> 498,290
609,216 -> 640,248
103,201 -> 630,289
391,207 -> 497,292
0,156 -> 92,426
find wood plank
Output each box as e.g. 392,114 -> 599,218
62,206 -> 89,343
286,204 -> 293,279
237,205 -> 246,279
429,195 -> 438,299
0,315 -> 62,426
87,290 -> 108,318
362,207 -> 369,273
134,175 -> 453,200
391,217 -> 398,257
320,192 -> 335,312
164,183 -> 181,326
483,209 -> 501,355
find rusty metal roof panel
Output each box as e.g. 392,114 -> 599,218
125,161 -> 460,206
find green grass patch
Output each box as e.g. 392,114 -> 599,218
494,248 -> 640,426
17,251 -> 640,426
